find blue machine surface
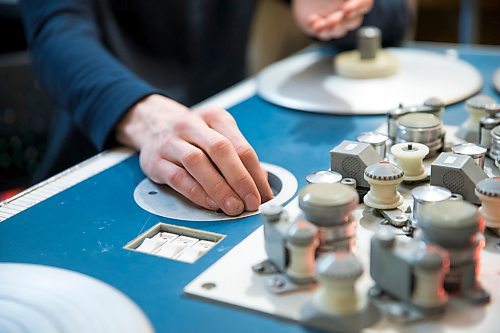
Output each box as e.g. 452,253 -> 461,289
1,45 -> 499,333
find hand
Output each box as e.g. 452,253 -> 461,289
116,94 -> 274,216
293,0 -> 373,41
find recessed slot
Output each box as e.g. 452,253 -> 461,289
124,223 -> 225,263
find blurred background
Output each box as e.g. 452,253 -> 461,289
1,0 -> 499,199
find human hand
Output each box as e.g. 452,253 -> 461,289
293,0 -> 373,41
116,94 -> 274,216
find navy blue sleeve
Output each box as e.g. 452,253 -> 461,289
19,0 -> 162,150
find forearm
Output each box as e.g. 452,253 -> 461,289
20,0 -> 161,150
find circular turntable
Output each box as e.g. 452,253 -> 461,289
0,263 -> 154,333
134,162 -> 298,222
257,48 -> 482,115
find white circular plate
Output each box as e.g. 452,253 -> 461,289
134,162 -> 298,222
0,263 -> 154,333
257,48 -> 483,114
494,68 -> 500,93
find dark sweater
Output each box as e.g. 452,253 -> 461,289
20,0 -> 408,180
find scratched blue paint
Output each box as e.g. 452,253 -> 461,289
0,45 -> 498,333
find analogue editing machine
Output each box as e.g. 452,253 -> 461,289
1,30 -> 500,333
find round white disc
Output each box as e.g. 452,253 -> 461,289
257,48 -> 482,114
134,163 -> 298,221
0,263 -> 154,333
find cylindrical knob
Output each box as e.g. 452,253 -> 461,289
396,113 -> 444,155
299,183 -> 358,228
452,143 -> 487,169
313,252 -> 363,316
490,125 -> 500,160
261,204 -> 284,223
475,177 -> 500,230
356,132 -> 388,158
286,220 -> 318,284
479,115 -> 500,151
363,161 -> 404,209
299,183 -> 359,252
419,200 -> 480,248
306,170 -> 342,184
411,185 -> 451,225
357,26 -> 381,60
457,94 -> 496,142
391,142 -> 429,181
412,244 -> 449,308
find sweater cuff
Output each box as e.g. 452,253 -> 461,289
88,79 -> 164,151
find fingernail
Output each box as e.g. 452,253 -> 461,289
224,196 -> 244,215
244,193 -> 260,212
206,197 -> 219,210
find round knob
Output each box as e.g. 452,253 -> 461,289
458,94 -> 497,142
419,200 -> 480,248
411,185 -> 451,225
452,143 -> 487,169
306,170 -> 342,184
396,113 -> 443,155
261,204 -> 283,223
286,220 -> 318,283
363,161 -> 404,209
484,103 -> 500,117
424,97 -> 445,110
298,183 -> 359,228
391,142 -> 429,181
357,26 -> 381,60
313,252 -> 363,315
356,132 -> 388,158
475,177 -> 500,229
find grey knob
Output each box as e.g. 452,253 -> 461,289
261,204 -> 283,223
364,161 -> 404,181
419,200 -> 479,248
317,252 -> 363,281
357,26 -> 381,60
299,183 -> 359,228
465,95 -> 496,111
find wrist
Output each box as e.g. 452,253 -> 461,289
115,94 -> 189,150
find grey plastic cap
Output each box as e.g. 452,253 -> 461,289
465,94 -> 496,111
261,204 -> 283,223
298,183 -> 359,227
475,177 -> 500,197
316,252 -> 363,280
419,200 -> 478,229
364,161 -> 404,181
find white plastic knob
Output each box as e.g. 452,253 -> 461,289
363,162 -> 404,209
475,178 -> 500,229
286,221 -> 318,282
391,142 -> 429,181
313,253 -> 363,315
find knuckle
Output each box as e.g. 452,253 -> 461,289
166,168 -> 185,188
208,138 -> 232,156
173,117 -> 193,133
181,149 -> 204,167
236,145 -> 256,161
210,179 -> 230,199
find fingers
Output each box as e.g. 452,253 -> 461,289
147,158 -> 219,211
306,0 -> 372,41
198,108 -> 274,203
174,115 -> 262,213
